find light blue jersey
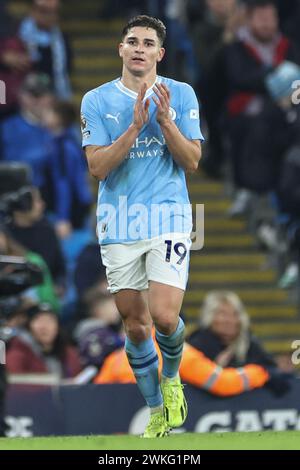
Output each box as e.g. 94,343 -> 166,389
81,76 -> 204,244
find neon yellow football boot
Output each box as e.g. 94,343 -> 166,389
142,412 -> 170,438
161,376 -> 188,428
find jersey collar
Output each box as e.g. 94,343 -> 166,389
115,76 -> 162,100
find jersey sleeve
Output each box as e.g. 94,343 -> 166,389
80,90 -> 111,147
179,83 -> 204,141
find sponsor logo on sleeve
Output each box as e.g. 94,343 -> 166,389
81,113 -> 90,139
81,113 -> 87,131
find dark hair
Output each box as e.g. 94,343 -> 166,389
246,0 -> 277,13
28,304 -> 70,362
122,15 -> 166,46
51,100 -> 77,128
21,73 -> 52,97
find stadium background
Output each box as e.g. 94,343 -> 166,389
1,0 -> 300,445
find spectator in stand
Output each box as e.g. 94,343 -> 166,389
74,293 -> 124,370
0,73 -> 54,205
6,303 -> 81,378
6,186 -> 66,289
19,0 -> 72,99
94,328 -> 271,396
191,0 -> 245,79
163,0 -> 198,84
83,291 -> 122,330
187,290 -> 276,368
74,239 -> 107,301
223,0 -> 300,216
42,100 -> 92,239
0,2 -> 31,120
189,0 -> 246,178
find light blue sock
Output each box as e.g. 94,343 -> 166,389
156,317 -> 185,379
125,336 -> 163,408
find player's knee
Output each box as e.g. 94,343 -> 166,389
125,322 -> 151,344
155,315 -> 178,336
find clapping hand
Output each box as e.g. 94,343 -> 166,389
133,83 -> 150,130
153,82 -> 172,126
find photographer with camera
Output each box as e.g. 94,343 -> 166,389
0,246 -> 45,437
0,163 -> 66,290
0,225 -> 59,311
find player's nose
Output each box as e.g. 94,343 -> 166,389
134,43 -> 145,53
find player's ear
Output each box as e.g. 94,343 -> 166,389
157,47 -> 165,63
118,42 -> 124,58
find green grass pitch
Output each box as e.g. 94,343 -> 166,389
0,432 -> 300,450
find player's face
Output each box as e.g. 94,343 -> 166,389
119,27 -> 165,77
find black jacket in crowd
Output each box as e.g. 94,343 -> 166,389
187,327 -> 276,369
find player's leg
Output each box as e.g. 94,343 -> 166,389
148,281 -> 187,428
148,281 -> 185,374
114,289 -> 169,437
100,242 -> 168,437
114,289 -> 161,410
146,235 -> 191,428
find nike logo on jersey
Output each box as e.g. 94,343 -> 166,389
105,113 -> 121,124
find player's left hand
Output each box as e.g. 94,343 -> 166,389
153,83 -> 172,126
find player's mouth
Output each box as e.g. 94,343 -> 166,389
132,57 -> 145,63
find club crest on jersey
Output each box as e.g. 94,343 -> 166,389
169,107 -> 177,121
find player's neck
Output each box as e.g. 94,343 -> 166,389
121,69 -> 157,93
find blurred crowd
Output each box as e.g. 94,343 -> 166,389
112,0 -> 300,292
188,0 -> 300,293
0,1 -> 300,436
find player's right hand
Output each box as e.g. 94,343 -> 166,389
133,83 -> 150,131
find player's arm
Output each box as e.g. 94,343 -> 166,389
85,125 -> 138,181
153,83 -> 202,173
85,84 -> 150,180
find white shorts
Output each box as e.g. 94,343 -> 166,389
100,233 -> 191,293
